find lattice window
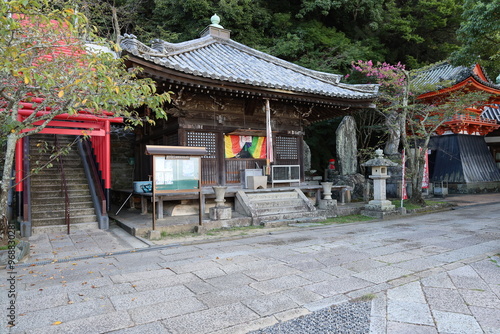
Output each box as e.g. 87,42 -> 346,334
275,136 -> 298,160
187,131 -> 216,158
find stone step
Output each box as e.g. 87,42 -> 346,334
262,216 -> 326,228
32,195 -> 92,205
31,198 -> 94,212
32,215 -> 98,227
31,189 -> 93,199
29,134 -> 98,228
30,174 -> 87,183
255,211 -> 322,226
251,198 -> 305,209
31,182 -> 91,191
32,207 -> 96,220
29,161 -> 84,170
246,191 -> 298,201
253,204 -> 311,216
32,222 -> 99,235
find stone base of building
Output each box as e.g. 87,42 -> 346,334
361,209 -> 399,219
364,200 -> 395,212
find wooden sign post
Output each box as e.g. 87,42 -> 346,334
145,145 -> 207,230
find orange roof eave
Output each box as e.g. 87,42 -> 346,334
417,77 -> 500,100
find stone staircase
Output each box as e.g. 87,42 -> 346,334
235,189 -> 326,227
29,134 -> 98,233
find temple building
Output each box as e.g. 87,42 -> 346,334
414,61 -> 500,192
118,15 -> 379,188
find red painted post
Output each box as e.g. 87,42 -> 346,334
104,121 -> 111,189
15,138 -> 23,192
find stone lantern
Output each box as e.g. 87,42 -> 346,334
209,186 -> 231,221
361,149 -> 398,218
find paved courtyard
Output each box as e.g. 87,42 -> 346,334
2,196 -> 499,333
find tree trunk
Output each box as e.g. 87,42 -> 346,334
408,147 -> 426,206
1,133 -> 20,239
384,110 -> 401,155
111,6 -> 121,47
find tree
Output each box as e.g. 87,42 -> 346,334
351,60 -> 488,205
0,0 -> 171,242
450,0 -> 500,76
379,0 -> 462,69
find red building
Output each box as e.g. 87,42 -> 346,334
415,62 -> 500,192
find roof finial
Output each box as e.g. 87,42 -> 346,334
210,13 -> 223,29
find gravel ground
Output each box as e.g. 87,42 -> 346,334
249,301 -> 371,334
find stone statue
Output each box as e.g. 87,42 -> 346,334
336,116 -> 358,175
303,140 -> 311,172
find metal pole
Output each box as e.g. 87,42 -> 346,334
152,156 -> 156,230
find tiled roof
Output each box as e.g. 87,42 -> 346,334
412,62 -> 500,122
482,104 -> 500,122
120,34 -> 378,100
412,61 -> 500,91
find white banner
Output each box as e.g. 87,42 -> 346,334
402,149 -> 408,200
422,148 -> 430,189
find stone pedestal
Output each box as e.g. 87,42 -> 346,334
318,199 -> 337,210
318,199 -> 337,218
321,182 -> 333,200
209,206 -> 232,220
340,187 -> 351,204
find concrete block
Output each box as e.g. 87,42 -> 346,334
248,175 -> 268,189
147,230 -> 162,240
361,209 -> 398,219
195,225 -> 209,234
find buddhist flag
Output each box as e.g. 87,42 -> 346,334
224,135 -> 266,159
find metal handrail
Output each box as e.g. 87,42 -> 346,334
54,135 -> 71,234
80,138 -> 107,214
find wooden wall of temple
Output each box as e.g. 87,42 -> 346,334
132,90 -> 306,186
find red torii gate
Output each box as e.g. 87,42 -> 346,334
14,102 -> 123,195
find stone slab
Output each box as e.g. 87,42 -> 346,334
162,303 -> 260,333
128,297 -> 206,324
243,292 -> 298,316
387,300 -> 433,326
433,310 -> 483,334
24,311 -> 133,334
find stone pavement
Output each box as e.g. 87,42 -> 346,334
2,194 -> 499,333
24,223 -> 150,263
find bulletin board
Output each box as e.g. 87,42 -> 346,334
153,155 -> 200,193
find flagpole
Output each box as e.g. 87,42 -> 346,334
265,99 -> 273,175
401,149 -> 406,208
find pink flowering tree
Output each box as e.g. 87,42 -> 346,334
351,60 -> 488,205
351,60 -> 408,156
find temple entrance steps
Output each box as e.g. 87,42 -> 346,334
235,188 -> 326,226
29,134 -> 98,233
